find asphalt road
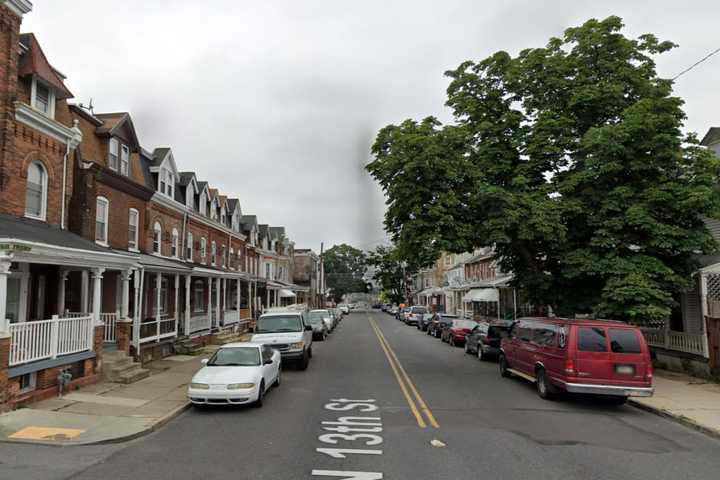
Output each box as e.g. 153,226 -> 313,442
2,310 -> 720,479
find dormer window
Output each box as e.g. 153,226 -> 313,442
120,145 -> 130,176
31,77 -> 55,118
109,138 -> 119,171
159,168 -> 174,198
199,191 -> 207,215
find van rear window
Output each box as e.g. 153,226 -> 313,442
577,327 -> 608,352
608,329 -> 641,354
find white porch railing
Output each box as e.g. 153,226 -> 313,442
9,315 -> 94,366
102,312 -> 118,343
222,309 -> 240,327
139,314 -> 178,344
189,313 -> 211,335
640,328 -> 707,357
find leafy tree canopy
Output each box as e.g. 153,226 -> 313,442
366,244 -> 414,305
324,244 -> 368,303
367,16 -> 720,324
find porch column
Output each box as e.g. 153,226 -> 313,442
700,273 -> 710,357
185,275 -> 191,335
236,278 -> 241,313
215,276 -> 221,327
174,274 -> 180,333
57,269 -> 68,316
222,278 -> 227,313
120,270 -> 131,320
266,288 -> 270,309
155,272 -> 162,340
91,268 -> 105,325
275,289 -> 279,306
0,252 -> 13,333
247,281 -> 252,316
133,268 -> 143,351
81,270 -> 90,313
207,277 -> 212,326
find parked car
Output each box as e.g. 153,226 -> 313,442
389,306 -> 399,315
404,306 -> 428,326
188,342 -> 281,407
306,311 -> 330,340
310,309 -> 335,333
465,320 -> 512,360
499,317 -> 654,403
251,311 -> 313,370
441,318 -> 478,346
396,307 -> 410,321
417,312 -> 434,331
338,304 -> 350,315
427,313 -> 456,338
331,308 -> 342,324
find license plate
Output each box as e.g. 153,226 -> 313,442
615,365 -> 635,375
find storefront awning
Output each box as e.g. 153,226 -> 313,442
463,288 -> 499,303
279,289 -> 296,298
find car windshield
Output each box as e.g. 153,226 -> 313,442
308,311 -> 329,324
488,325 -> 510,338
411,307 -> 427,313
256,315 -> 303,333
207,347 -> 260,366
453,320 -> 477,329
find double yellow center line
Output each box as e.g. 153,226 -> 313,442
368,316 -> 439,429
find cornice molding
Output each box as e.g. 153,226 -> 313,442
151,193 -> 247,242
3,0 -> 32,17
15,102 -> 82,147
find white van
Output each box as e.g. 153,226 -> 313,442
251,311 -> 313,370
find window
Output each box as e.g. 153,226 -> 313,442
199,191 -> 207,215
577,327 -> 608,352
128,209 -> 139,250
200,238 -> 207,263
193,280 -> 205,313
265,263 -> 270,279
171,228 -> 179,258
25,161 -> 47,220
221,246 -> 227,267
186,232 -> 193,261
108,138 -> 119,171
31,78 -> 54,117
229,248 -> 234,269
609,329 -> 642,354
532,324 -> 556,346
211,241 -> 217,266
186,184 -> 195,209
167,171 -> 173,198
120,144 -> 130,176
153,221 -> 162,254
95,197 -> 109,244
18,372 -> 37,394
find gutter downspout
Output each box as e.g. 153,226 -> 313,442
61,120 -> 83,230
180,211 -> 188,259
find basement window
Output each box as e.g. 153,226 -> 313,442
18,372 -> 37,394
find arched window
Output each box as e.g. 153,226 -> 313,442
200,237 -> 207,263
95,197 -> 109,244
186,232 -> 193,261
153,221 -> 162,254
171,228 -> 179,258
25,161 -> 47,220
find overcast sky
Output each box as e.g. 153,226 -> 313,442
23,0 -> 720,252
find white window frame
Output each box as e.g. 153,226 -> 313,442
200,237 -> 207,263
30,76 -> 55,119
24,160 -> 48,221
186,183 -> 195,209
120,144 -> 130,176
128,208 -> 139,251
153,221 -> 162,255
221,245 -> 227,268
199,191 -> 207,215
95,196 -> 109,246
230,248 -> 234,270
211,241 -> 217,266
108,138 -> 119,171
171,228 -> 179,258
186,232 -> 193,261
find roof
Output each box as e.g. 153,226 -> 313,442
700,127 -> 720,147
0,213 -> 132,255
269,227 -> 285,239
95,112 -> 140,148
227,198 -> 240,213
178,172 -> 196,187
152,147 -> 171,167
208,188 -> 218,199
196,181 -> 208,193
258,224 -> 269,238
138,150 -> 156,190
241,215 -> 257,226
18,33 -> 73,99
132,253 -> 192,272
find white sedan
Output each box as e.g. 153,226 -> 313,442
187,342 -> 281,407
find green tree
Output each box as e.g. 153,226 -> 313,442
324,244 -> 368,303
366,245 -> 413,304
367,16 -> 720,324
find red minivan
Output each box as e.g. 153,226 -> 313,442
499,317 -> 653,403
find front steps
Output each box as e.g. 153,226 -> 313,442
104,350 -> 151,384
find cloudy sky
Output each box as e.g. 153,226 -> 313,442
23,0 -> 720,252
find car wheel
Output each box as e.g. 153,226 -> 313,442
536,368 -> 557,400
477,345 -> 485,361
299,351 -> 310,370
274,366 -> 281,387
499,354 -> 511,378
464,342 -> 472,354
255,381 -> 265,408
449,336 -> 455,347
308,347 -> 313,359
323,331 -> 328,341
427,328 -> 432,335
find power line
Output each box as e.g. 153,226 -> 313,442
672,46 -> 720,80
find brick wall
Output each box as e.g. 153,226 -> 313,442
0,5 -> 21,203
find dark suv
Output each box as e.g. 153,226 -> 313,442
427,313 -> 456,338
464,320 -> 512,360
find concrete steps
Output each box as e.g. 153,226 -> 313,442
211,331 -> 243,345
174,339 -> 205,355
104,351 -> 150,384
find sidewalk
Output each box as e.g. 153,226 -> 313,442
630,370 -> 720,439
0,348 -> 217,446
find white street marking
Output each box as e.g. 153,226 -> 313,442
316,448 -> 383,459
318,434 -> 383,446
311,470 -> 383,479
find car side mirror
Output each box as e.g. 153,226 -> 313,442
264,358 -> 273,365
305,325 -> 313,331
201,358 -> 209,365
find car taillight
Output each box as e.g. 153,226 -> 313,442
565,358 -> 575,375
645,362 -> 653,382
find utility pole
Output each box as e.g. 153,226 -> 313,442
319,242 -> 325,307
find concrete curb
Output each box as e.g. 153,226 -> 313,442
629,399 -> 720,440
0,401 -> 192,448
